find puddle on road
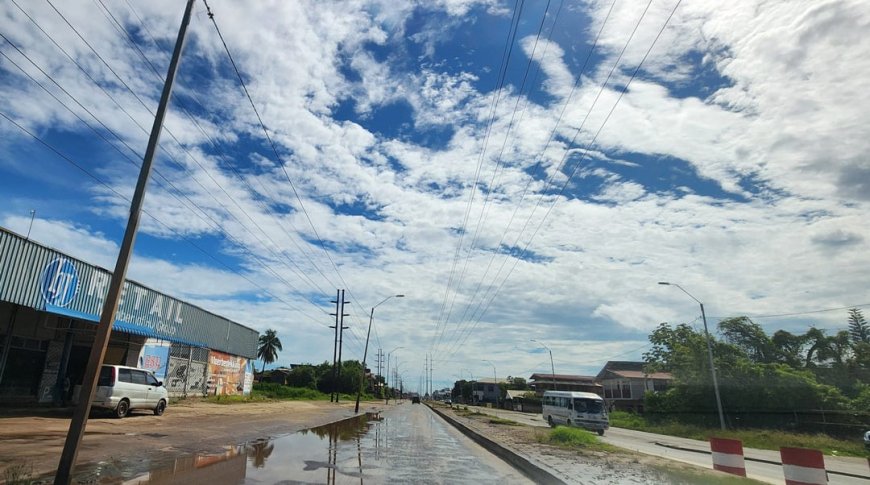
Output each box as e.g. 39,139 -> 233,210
62,413 -> 380,484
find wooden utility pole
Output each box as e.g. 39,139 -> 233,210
54,1 -> 196,482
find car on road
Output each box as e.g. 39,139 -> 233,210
93,364 -> 168,418
864,430 -> 870,450
412,396 -> 421,404
542,390 -> 609,435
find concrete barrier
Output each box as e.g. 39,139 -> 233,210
780,447 -> 827,485
709,437 -> 746,477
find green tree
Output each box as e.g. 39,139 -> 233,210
286,365 -> 317,389
771,330 -> 805,367
847,308 -> 869,344
257,329 -> 283,373
719,317 -> 775,363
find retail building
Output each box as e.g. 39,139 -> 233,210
0,227 -> 258,404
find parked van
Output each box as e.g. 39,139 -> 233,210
542,390 -> 609,435
93,365 -> 168,418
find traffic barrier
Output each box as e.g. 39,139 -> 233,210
709,437 -> 746,477
780,447 -> 827,485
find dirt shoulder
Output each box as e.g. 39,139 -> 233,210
430,404 -> 765,484
0,399 -> 385,479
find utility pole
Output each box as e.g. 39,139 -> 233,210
329,290 -> 340,402
53,2 -> 196,482
335,290 -> 349,402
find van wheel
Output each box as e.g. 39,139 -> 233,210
547,415 -> 554,427
115,399 -> 129,419
598,429 -> 605,436
154,399 -> 166,416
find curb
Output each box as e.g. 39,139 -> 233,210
426,404 -> 564,485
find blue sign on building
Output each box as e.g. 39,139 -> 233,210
40,258 -> 78,308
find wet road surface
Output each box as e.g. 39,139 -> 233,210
71,402 -> 532,484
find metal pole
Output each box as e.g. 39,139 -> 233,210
700,303 -> 726,430
0,306 -> 19,386
54,2 -> 195,482
548,349 -> 556,391
354,306 -> 375,413
659,282 -> 726,430
25,209 -> 36,240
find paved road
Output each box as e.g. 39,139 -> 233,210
462,405 -> 870,485
106,403 -> 533,484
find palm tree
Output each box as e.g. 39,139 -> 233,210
257,329 -> 283,373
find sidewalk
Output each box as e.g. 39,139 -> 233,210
464,405 -> 870,482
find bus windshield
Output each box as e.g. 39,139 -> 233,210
573,398 -> 604,414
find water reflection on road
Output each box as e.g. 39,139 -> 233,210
115,403 -> 529,484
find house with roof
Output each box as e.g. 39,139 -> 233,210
595,361 -> 673,411
528,373 -> 603,395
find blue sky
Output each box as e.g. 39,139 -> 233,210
1,0 -> 869,392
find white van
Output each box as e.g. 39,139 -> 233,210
93,364 -> 168,418
542,390 -> 609,435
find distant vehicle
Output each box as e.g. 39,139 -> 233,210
93,365 -> 168,418
445,399 -> 452,405
542,390 -> 608,436
864,430 -> 870,450
412,396 -> 421,404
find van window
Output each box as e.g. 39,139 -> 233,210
574,398 -> 603,414
118,368 -> 133,384
98,367 -> 114,387
146,373 -> 159,386
131,370 -> 148,385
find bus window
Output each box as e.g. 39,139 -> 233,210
574,398 -> 603,414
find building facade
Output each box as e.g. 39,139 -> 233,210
595,361 -> 672,412
528,373 -> 603,395
0,227 -> 258,404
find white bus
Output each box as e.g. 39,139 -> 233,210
542,391 -> 609,435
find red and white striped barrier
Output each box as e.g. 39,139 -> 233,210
709,437 -> 746,477
780,447 -> 827,485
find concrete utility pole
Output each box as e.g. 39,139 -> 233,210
531,339 -> 557,391
355,294 -> 402,413
329,290 -> 340,402
336,290 -> 349,402
25,209 -> 36,240
53,2 -> 196,482
659,282 -> 726,430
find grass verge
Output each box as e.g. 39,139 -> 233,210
610,411 -> 868,457
488,417 -> 520,426
201,383 -> 372,404
537,426 -> 618,452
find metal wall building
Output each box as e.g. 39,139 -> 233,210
0,227 -> 259,404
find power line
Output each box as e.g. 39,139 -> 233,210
202,0 -> 378,352
438,0 -> 557,352
709,303 -> 870,320
4,5 -> 365,354
430,0 -> 526,353
0,110 -> 336,333
443,0 -> 683,359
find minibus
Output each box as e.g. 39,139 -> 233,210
542,390 -> 609,435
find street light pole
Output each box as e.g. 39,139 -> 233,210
356,295 -> 404,413
659,282 -> 726,430
482,359 -> 497,405
531,339 -> 556,391
385,346 -> 403,404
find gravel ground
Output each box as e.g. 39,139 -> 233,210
434,405 -> 763,485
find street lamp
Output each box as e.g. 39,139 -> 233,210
530,339 -> 556,391
659,281 -> 726,430
355,294 -> 404,413
385,346 -> 404,404
482,360 -> 497,406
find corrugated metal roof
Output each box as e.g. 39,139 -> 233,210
0,227 -> 258,358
